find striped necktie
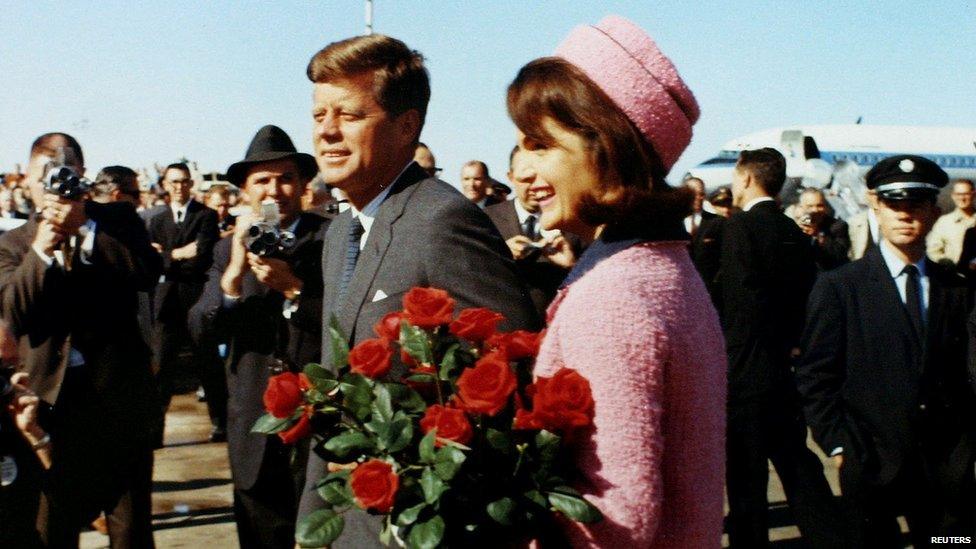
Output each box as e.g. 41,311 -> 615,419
337,216 -> 365,308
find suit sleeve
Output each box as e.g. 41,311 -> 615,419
794,274 -> 851,455
190,209 -> 219,275
423,201 -> 540,332
0,234 -> 66,338
188,238 -> 231,344
91,204 -> 163,292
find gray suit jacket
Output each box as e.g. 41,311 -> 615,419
298,162 -> 540,546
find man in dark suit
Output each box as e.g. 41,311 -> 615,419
796,155 -> 976,547
794,187 -> 851,271
719,148 -> 842,548
298,34 -> 539,548
486,146 -> 578,318
0,132 -> 162,546
685,177 -> 723,299
190,125 -> 326,549
147,162 -> 219,443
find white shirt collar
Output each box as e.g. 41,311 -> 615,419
512,198 -> 535,224
171,199 -> 191,221
867,208 -> 879,242
349,161 -> 413,247
879,239 -> 927,280
743,196 -> 775,212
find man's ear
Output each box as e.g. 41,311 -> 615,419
396,109 -> 421,147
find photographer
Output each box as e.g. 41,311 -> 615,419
795,187 -> 851,271
188,125 -> 327,548
0,132 -> 162,547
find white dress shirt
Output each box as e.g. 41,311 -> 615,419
513,198 -> 559,241
879,240 -> 930,315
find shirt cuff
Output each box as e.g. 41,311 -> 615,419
221,294 -> 240,308
78,219 -> 96,265
32,246 -> 56,266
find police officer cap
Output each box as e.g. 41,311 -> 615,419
865,154 -> 947,201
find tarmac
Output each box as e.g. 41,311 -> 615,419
79,394 -> 844,548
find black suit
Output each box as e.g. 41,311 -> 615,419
808,215 -> 851,271
796,246 -> 976,546
689,211 -> 724,300
190,212 -> 328,549
0,202 -> 162,547
148,199 -> 220,437
485,199 -> 579,318
718,200 -> 842,548
299,163 -> 539,548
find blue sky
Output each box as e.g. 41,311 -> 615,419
1,1 -> 974,186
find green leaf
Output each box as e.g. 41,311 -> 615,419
317,479 -> 353,507
340,374 -> 374,421
371,382 -> 394,422
323,430 -> 372,459
523,489 -> 547,508
401,324 -> 433,365
420,467 -> 447,504
296,508 -> 345,548
438,343 -> 461,380
547,491 -> 603,523
486,428 -> 512,454
535,430 -> 561,463
328,315 -> 349,369
419,430 -> 437,463
304,362 -> 339,394
396,501 -> 428,526
407,515 -> 445,549
377,417 -> 414,453
433,446 -> 466,481
315,469 -> 350,487
387,383 -> 428,414
251,409 -> 301,434
487,497 -> 516,526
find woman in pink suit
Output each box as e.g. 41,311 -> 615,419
508,15 -> 727,548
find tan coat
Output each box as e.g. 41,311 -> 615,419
926,209 -> 976,264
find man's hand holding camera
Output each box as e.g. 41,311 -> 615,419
32,194 -> 88,259
220,213 -> 302,300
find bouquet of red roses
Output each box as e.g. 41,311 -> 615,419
254,287 -> 600,548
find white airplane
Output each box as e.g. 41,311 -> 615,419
687,125 -> 976,192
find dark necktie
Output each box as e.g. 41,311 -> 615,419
337,216 -> 365,307
176,209 -> 184,224
903,264 -> 924,338
522,215 -> 538,240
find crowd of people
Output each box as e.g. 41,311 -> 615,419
1,13 -> 974,549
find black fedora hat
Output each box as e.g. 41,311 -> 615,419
226,125 -> 317,186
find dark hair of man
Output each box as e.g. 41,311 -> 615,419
462,160 -> 489,179
799,187 -> 825,201
164,162 -> 191,177
508,145 -> 520,171
93,165 -> 139,199
737,148 -> 786,197
307,34 -> 430,141
507,57 -> 690,236
953,179 -> 975,191
30,132 -> 84,166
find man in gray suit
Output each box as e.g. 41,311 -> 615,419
296,34 -> 539,547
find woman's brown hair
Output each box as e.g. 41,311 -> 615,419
507,57 -> 691,238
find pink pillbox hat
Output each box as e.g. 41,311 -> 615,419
555,15 -> 700,172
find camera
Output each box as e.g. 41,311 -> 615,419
44,166 -> 91,201
245,222 -> 295,257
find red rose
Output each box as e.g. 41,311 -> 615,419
513,407 -> 544,430
278,410 -> 311,444
348,338 -> 393,378
298,373 -> 312,391
403,287 -> 455,329
350,459 -> 399,513
373,311 -> 404,341
486,330 -> 543,360
455,352 -> 517,416
401,348 -> 418,367
263,372 -> 303,419
449,308 -> 505,342
419,404 -> 473,447
529,368 -> 595,431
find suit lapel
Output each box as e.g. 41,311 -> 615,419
175,200 -> 199,243
336,164 -> 427,341
501,201 -> 520,239
923,260 -> 945,370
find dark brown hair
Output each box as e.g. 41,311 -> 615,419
736,148 -> 786,196
507,57 -> 690,237
93,165 -> 139,199
307,34 -> 430,137
30,132 -> 84,167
